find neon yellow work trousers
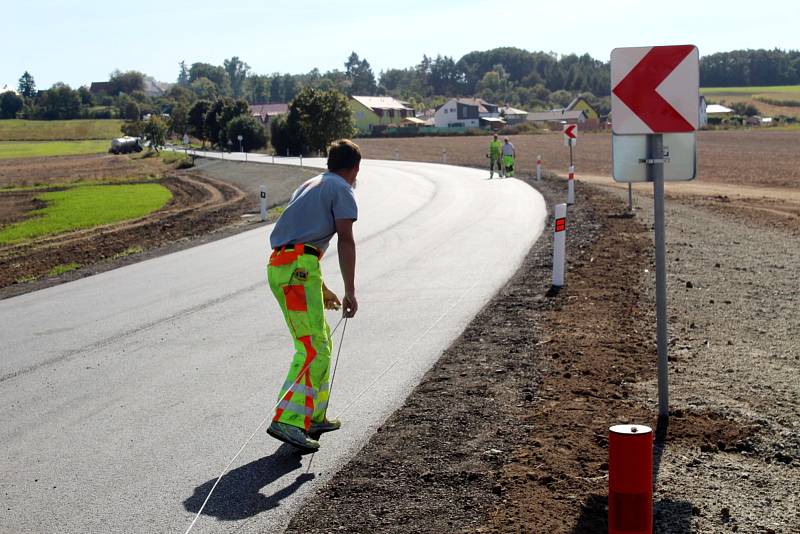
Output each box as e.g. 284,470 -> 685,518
503,155 -> 515,177
267,244 -> 332,431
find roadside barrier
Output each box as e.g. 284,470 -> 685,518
608,424 -> 653,534
567,165 -> 575,205
552,203 -> 567,287
536,155 -> 542,181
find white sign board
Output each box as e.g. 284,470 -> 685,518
612,133 -> 696,182
611,45 -> 699,134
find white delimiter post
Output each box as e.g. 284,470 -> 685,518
552,203 -> 567,287
260,185 -> 267,222
536,155 -> 542,181
567,165 -> 575,205
442,148 -> 447,164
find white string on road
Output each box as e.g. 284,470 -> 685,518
182,316 -> 346,534
184,276 -> 481,533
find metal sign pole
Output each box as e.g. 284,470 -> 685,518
628,183 -> 633,212
649,133 -> 669,418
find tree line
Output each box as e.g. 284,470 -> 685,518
4,47 -> 798,128
700,49 -> 800,87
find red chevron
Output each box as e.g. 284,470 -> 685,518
613,45 -> 695,132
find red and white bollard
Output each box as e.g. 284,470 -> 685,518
552,203 -> 566,287
536,155 -> 542,181
567,164 -> 575,205
609,424 -> 653,534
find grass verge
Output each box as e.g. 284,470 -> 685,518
0,183 -> 172,244
0,119 -> 124,141
0,140 -> 109,159
47,262 -> 81,276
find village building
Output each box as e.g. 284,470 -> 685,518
500,105 -> 529,124
249,103 -> 289,124
350,96 -> 415,133
434,98 -> 501,129
528,96 -> 600,130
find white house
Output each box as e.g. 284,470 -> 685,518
434,98 -> 500,129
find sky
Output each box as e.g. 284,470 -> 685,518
3,0 -> 800,89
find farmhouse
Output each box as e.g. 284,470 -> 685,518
528,109 -> 587,129
350,96 -> 415,133
528,96 -> 600,130
434,98 -> 500,129
500,105 -> 529,124
250,103 -> 289,124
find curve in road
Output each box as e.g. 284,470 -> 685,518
0,157 -> 546,533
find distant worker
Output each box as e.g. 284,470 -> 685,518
502,137 -> 516,178
488,133 -> 502,179
266,139 -> 360,454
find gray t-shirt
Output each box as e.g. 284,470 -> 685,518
269,171 -> 358,253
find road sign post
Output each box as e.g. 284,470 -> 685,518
564,124 -> 577,204
611,44 -> 699,418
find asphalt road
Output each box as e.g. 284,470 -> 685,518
0,157 -> 546,533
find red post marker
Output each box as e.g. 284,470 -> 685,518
567,165 -> 575,205
536,155 -> 542,181
609,424 -> 653,534
552,203 -> 567,287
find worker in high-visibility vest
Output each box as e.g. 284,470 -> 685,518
488,133 -> 502,179
501,137 -> 516,178
266,139 -> 360,453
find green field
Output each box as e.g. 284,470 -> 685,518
0,119 -> 124,141
0,183 -> 172,244
0,140 -> 109,159
701,85 -> 800,95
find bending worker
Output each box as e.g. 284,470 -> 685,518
488,133 -> 502,179
502,137 -> 516,178
266,139 -> 360,453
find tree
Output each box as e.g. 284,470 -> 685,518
108,70 -> 145,95
189,63 -> 231,95
18,71 -> 36,98
244,75 -> 271,103
278,87 -> 354,155
0,91 -> 24,119
143,115 -> 168,152
189,77 -> 219,100
226,115 -> 268,151
121,120 -> 144,138
34,83 -> 81,119
118,95 -> 140,121
345,52 -> 377,95
204,97 -> 250,147
188,100 -> 211,146
177,61 -> 190,87
270,114 -> 304,156
170,101 -> 190,137
77,86 -> 93,106
223,56 -> 250,98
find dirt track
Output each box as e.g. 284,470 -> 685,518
285,173 -> 798,533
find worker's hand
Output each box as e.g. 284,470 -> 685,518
342,292 -> 358,318
322,286 -> 341,311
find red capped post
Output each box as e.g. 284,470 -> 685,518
608,424 -> 653,534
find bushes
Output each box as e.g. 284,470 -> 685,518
225,115 -> 267,152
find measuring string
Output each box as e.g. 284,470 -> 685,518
183,316 -> 346,534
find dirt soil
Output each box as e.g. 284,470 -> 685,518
285,174 -> 798,533
0,156 -> 318,299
